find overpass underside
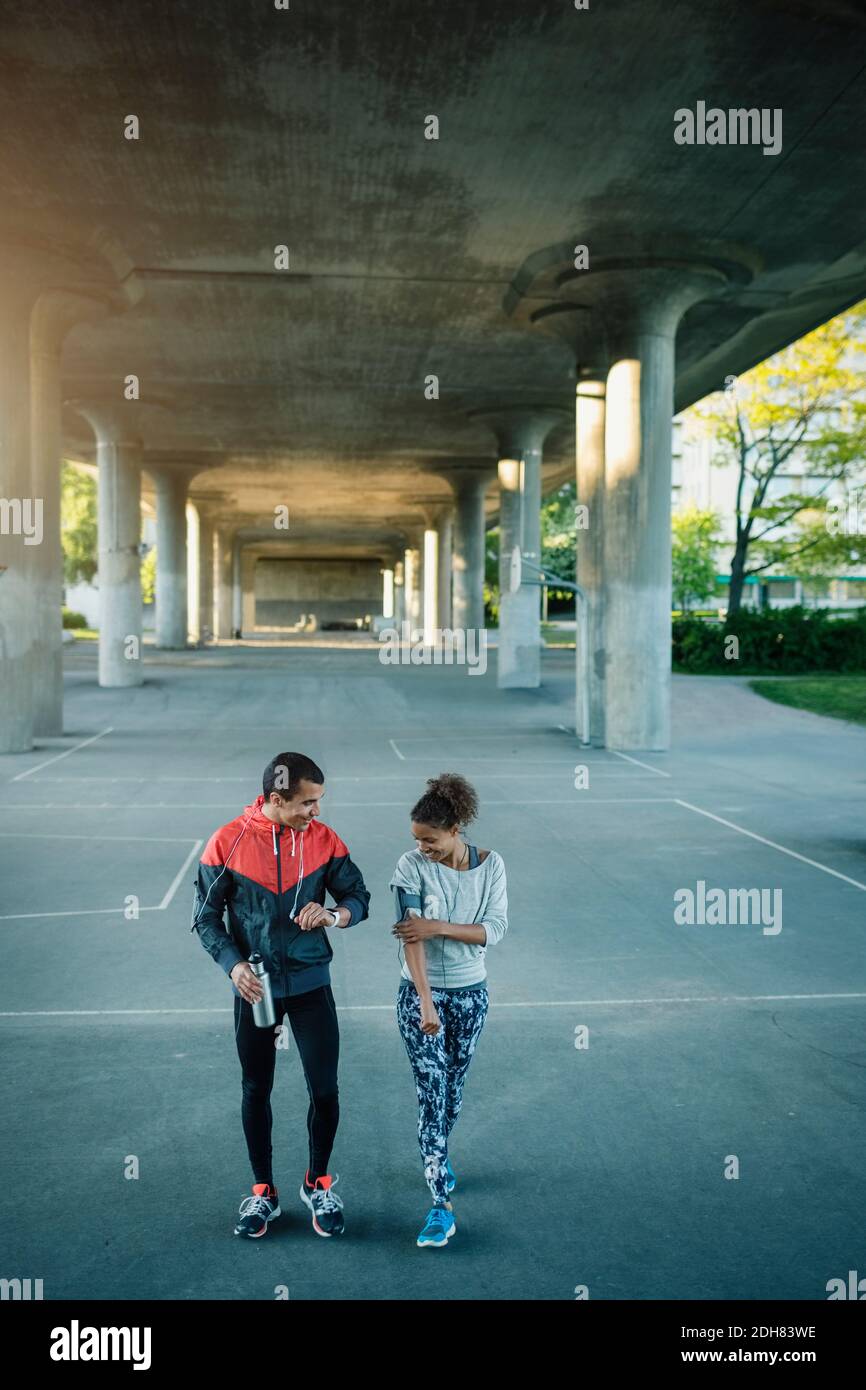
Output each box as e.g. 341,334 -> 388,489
2,0 -> 866,750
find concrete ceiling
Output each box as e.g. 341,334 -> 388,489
3,0 -> 866,547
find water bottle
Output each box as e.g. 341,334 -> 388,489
249,953 -> 276,1028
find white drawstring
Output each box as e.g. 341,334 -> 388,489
272,824 -> 278,855
291,827 -> 296,857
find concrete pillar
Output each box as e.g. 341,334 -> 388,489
449,470 -> 492,632
403,546 -> 422,635
598,266 -> 729,749
382,566 -> 395,619
232,538 -> 242,637
0,282 -> 39,752
241,550 -> 256,633
30,290 -> 109,735
186,503 -> 199,642
215,527 -> 234,639
72,402 -> 144,689
422,527 -> 438,643
435,507 -> 454,631
195,506 -> 216,642
576,372 -> 607,745
470,408 -> 565,689
393,559 -> 405,626
153,470 -> 191,649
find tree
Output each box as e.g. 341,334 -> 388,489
60,463 -> 97,585
688,304 -> 866,616
141,546 -> 156,605
541,481 -> 579,596
672,506 -> 721,612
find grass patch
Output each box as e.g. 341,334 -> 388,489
749,676 -> 866,726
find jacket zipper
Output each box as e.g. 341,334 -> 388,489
273,824 -> 282,980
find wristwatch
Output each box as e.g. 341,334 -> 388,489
327,908 -> 341,927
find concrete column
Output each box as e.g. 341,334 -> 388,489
471,408 -> 565,689
436,508 -> 454,631
404,546 -> 422,635
382,566 -> 395,619
576,372 -> 607,745
393,559 -> 405,625
232,538 -> 242,636
422,527 -> 438,643
153,470 -> 190,649
215,527 -> 234,639
186,503 -> 199,642
0,282 -> 39,752
599,265 -> 730,748
30,290 -> 109,735
195,507 -> 216,642
72,402 -> 144,689
449,469 -> 493,632
241,550 -> 256,633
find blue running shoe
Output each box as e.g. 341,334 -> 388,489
445,1157 -> 456,1193
417,1206 -> 456,1248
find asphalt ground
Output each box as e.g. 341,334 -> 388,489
1,638 -> 864,1300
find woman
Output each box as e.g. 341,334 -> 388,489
390,772 -> 508,1248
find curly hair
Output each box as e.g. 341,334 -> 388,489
410,772 -> 479,830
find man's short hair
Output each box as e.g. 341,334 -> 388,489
263,751 -> 324,800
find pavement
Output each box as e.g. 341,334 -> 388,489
0,638 -> 864,1300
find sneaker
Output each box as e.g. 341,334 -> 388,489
299,1171 -> 344,1236
417,1205 -> 456,1248
445,1157 -> 456,1193
234,1182 -> 281,1238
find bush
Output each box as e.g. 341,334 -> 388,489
62,608 -> 88,630
672,606 -> 866,673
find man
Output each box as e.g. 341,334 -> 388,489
191,751 -> 370,1239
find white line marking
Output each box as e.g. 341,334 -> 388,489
0,906 -> 166,922
0,798 -> 679,812
158,838 -> 203,909
610,750 -> 671,778
388,739 -> 405,761
675,799 -> 866,892
0,831 -> 195,843
0,838 -> 204,921
2,991 -> 866,1017
11,728 -> 114,782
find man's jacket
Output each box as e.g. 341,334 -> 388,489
191,795 -> 370,997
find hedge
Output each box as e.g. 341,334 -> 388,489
672,607 -> 866,673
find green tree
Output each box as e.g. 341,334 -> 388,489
541,481 -> 578,597
672,506 -> 721,612
141,546 -> 156,605
60,463 -> 97,585
687,304 -> 866,615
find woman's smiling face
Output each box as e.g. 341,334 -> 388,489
411,821 -> 459,862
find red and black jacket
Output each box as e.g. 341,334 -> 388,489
191,795 -> 370,997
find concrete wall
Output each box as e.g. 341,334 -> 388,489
254,558 -> 381,627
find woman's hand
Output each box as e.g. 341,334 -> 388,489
392,913 -> 441,944
419,996 -> 441,1035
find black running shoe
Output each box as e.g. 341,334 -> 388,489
234,1182 -> 281,1238
299,1172 -> 344,1236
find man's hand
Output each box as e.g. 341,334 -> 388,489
295,902 -> 337,931
231,961 -> 264,1004
392,913 -> 440,944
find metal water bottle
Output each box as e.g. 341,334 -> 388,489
249,953 -> 276,1028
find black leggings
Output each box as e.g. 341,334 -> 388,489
233,984 -> 340,1188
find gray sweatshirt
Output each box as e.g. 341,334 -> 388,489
389,847 -> 508,989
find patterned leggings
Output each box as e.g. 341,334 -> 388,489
396,980 -> 489,1206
